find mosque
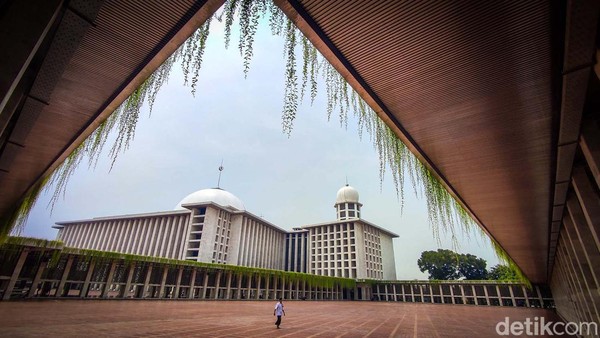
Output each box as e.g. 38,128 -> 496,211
54,185 -> 398,280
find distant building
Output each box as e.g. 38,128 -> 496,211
54,185 -> 398,280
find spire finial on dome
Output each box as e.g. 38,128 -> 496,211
345,175 -> 349,186
217,159 -> 224,188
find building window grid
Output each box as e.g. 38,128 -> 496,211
212,210 -> 232,264
186,207 -> 207,259
309,223 -> 357,278
364,226 -> 383,279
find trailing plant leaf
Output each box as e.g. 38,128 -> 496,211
300,36 -> 310,101
187,16 -> 212,95
223,0 -> 239,49
1,236 -> 63,249
281,19 -> 298,136
1,174 -> 52,243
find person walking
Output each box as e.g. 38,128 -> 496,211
273,298 -> 285,329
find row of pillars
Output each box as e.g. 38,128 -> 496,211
371,283 -> 550,307
1,251 -> 348,301
549,121 -> 600,329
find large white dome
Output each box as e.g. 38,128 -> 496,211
336,184 -> 359,204
175,188 -> 245,211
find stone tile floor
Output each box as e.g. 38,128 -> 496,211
0,300 -> 566,337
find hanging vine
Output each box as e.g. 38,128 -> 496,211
3,0 -> 528,285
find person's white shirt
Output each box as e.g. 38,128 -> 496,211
274,302 -> 284,316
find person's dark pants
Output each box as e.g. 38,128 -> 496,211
275,315 -> 282,327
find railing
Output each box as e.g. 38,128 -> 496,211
368,280 -> 554,309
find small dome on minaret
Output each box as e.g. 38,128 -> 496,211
336,184 -> 360,204
334,184 -> 362,220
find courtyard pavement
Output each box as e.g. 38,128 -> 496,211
0,300 -> 565,337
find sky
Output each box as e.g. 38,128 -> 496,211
22,14 -> 499,279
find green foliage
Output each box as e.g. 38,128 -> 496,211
417,249 -> 487,280
0,236 -> 354,289
3,236 -> 63,249
281,19 -> 298,135
489,238 -> 531,288
0,175 -> 51,243
182,16 -> 212,95
458,253 -> 487,280
487,264 -> 519,281
418,249 -> 461,280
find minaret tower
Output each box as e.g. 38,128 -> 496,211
335,184 -> 362,220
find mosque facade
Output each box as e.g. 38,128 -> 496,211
54,185 -> 398,280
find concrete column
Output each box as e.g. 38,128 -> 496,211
264,274 -> 270,300
430,285 -> 435,304
158,266 -> 168,298
236,273 -> 243,300
567,189 -> 600,291
273,275 -> 278,299
333,283 -> 337,300
245,274 -> 252,299
255,275 -> 262,300
459,285 -> 465,304
201,271 -> 209,299
496,285 -> 503,306
439,285 -> 444,304
101,262 -> 117,298
123,264 -> 135,299
81,260 -> 96,298
508,285 -> 516,307
472,285 -> 478,305
580,121 -> 600,188
522,285 -> 530,307
28,260 -> 47,298
401,284 -> 406,302
56,255 -> 74,297
225,271 -> 232,300
2,248 -> 30,300
555,251 -> 585,321
449,285 -> 455,304
188,268 -> 197,299
142,264 -> 153,299
558,240 -> 592,321
213,270 -> 222,299
302,280 -> 306,300
571,166 -> 600,252
562,215 -> 600,320
174,268 -> 183,299
483,285 -> 490,306
536,286 -> 545,308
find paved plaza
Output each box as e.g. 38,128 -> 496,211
0,300 -> 565,337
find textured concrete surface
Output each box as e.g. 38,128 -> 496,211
0,300 -> 566,337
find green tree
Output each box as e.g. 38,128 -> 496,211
487,264 -> 518,281
457,253 -> 487,280
418,249 -> 488,280
418,249 -> 461,280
